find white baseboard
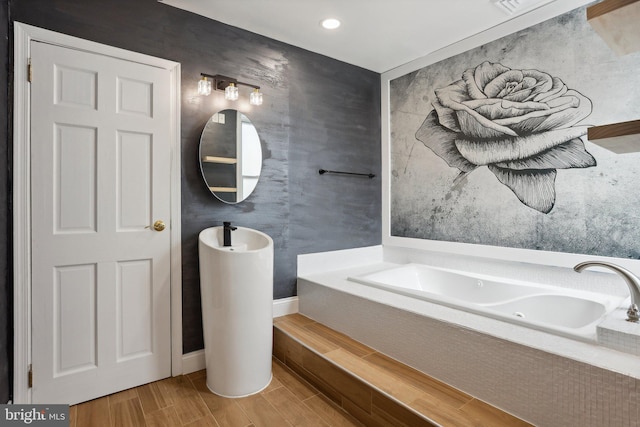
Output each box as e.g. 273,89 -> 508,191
273,296 -> 299,318
182,349 -> 206,375
181,296 -> 299,375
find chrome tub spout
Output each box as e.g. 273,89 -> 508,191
574,261 -> 640,323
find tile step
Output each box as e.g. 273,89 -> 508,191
273,313 -> 532,427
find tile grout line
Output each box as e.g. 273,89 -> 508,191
272,354 -> 362,426
185,372 -> 222,427
300,392 -> 363,427
301,322 -> 378,360
359,352 -> 473,411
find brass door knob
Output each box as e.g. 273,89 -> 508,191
153,220 -> 166,232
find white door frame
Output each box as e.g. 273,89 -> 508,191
12,22 -> 183,403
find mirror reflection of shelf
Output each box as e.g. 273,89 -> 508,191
209,187 -> 237,192
202,156 -> 237,164
199,109 -> 262,204
587,119 -> 640,153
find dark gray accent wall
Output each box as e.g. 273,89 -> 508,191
289,52 -> 381,253
4,0 -> 381,389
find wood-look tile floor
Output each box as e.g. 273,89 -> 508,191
68,314 -> 531,426
68,359 -> 363,427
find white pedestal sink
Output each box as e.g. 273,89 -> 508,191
198,225 -> 274,397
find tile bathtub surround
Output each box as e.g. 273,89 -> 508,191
274,313 -> 532,426
598,307 -> 640,356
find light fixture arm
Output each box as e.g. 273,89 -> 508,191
200,73 -> 260,91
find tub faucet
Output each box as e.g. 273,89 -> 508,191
574,261 -> 640,323
223,222 -> 237,247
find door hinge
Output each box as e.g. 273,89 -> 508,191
28,364 -> 33,388
27,58 -> 32,83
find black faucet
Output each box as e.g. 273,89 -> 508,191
223,222 -> 237,247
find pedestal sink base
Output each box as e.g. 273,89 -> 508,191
206,374 -> 273,398
198,226 -> 274,398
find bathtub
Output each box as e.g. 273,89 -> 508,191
347,263 -> 626,342
298,247 -> 640,426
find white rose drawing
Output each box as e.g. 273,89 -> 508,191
415,61 -> 596,213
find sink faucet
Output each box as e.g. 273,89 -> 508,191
574,261 -> 640,323
223,222 -> 237,247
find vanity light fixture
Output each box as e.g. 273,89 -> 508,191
250,88 -> 263,106
197,76 -> 212,96
198,73 -> 263,106
225,83 -> 239,101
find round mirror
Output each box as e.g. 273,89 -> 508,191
199,109 -> 262,203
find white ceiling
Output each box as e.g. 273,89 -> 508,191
159,0 -> 557,73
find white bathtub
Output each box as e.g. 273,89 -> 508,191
348,263 -> 626,341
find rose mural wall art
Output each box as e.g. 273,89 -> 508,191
390,5 -> 640,259
416,61 -> 596,214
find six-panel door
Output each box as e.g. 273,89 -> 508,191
30,40 -> 172,405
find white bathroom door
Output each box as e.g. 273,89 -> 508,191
29,40 -> 172,404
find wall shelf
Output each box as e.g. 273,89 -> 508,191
587,119 -> 640,153
587,0 -> 640,55
209,186 -> 237,193
202,156 -> 237,164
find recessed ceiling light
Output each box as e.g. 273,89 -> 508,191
321,18 -> 341,30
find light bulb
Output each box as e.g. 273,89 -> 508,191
250,88 -> 263,106
225,83 -> 239,101
197,77 -> 212,96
